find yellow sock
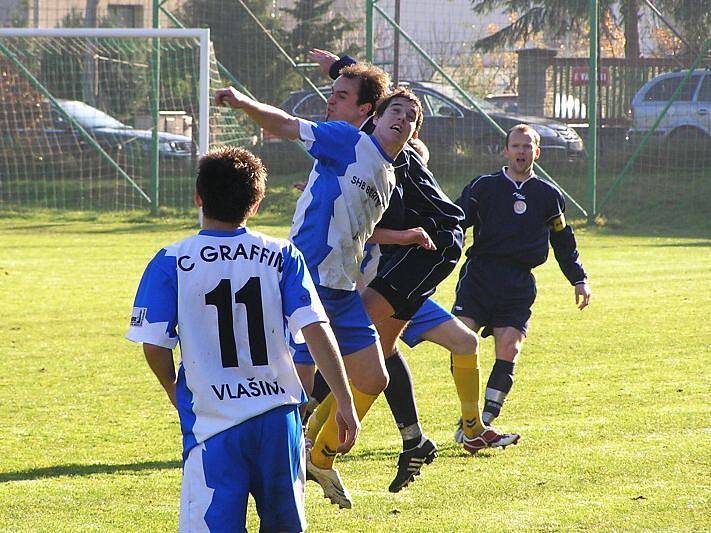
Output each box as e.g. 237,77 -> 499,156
451,353 -> 485,438
310,383 -> 378,469
306,393 -> 334,443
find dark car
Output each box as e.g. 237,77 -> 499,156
259,80 -> 585,174
51,99 -> 195,158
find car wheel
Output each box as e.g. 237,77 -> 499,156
666,127 -> 711,163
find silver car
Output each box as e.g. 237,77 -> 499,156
626,69 -> 710,150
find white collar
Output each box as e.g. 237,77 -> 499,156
502,166 -> 534,189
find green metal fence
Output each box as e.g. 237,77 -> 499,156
0,0 -> 709,231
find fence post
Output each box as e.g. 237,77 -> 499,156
366,0 -> 374,63
516,48 -> 556,117
150,0 -> 161,215
587,0 -> 598,225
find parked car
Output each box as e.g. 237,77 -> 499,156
50,99 -> 196,158
626,69 -> 710,152
259,80 -> 585,174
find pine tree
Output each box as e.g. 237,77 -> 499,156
471,0 -> 642,59
281,0 -> 361,82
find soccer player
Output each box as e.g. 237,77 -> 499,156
452,124 -> 591,447
125,146 -> 359,532
215,80 -> 422,509
304,50 -> 519,492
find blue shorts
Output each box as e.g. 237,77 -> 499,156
370,227 -> 462,321
400,298 -> 454,348
179,405 -> 306,533
293,285 -> 378,365
453,257 -> 536,336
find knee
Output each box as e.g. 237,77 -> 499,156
354,364 -> 389,395
449,329 -> 479,356
498,340 -> 522,362
374,363 -> 390,393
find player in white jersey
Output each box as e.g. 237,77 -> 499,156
126,146 -> 358,532
215,83 -> 423,509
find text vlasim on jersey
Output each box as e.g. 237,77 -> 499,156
211,378 -> 287,401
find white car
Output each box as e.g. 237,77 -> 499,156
626,69 -> 710,150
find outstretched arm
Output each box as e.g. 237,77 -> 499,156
301,322 -> 360,453
307,48 -> 357,80
215,87 -> 300,140
307,48 -> 339,77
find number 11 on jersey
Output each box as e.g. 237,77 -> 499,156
205,277 -> 269,368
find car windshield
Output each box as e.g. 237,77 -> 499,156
58,100 -> 127,129
415,82 -> 501,112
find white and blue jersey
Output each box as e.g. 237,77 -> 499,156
126,228 -> 328,460
290,119 -> 396,291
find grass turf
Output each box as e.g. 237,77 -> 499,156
0,211 -> 709,531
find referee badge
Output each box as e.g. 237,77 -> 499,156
513,200 -> 527,214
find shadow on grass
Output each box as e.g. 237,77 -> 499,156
647,240 -> 711,248
0,459 -> 181,483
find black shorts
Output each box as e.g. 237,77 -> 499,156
452,257 -> 536,336
369,229 -> 462,321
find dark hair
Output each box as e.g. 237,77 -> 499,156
196,146 -> 266,225
374,88 -> 424,132
340,63 -> 391,113
505,124 -> 540,148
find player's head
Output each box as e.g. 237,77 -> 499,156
408,137 -> 430,165
375,88 -> 424,132
371,89 -> 423,155
503,124 -> 540,176
326,63 -> 391,126
196,146 -> 266,226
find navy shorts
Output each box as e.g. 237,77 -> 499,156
179,404 -> 305,532
292,284 -> 378,365
452,257 -> 536,336
370,227 -> 462,321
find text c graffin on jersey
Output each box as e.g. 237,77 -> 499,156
177,244 -> 283,272
351,175 -> 383,207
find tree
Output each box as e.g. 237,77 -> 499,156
280,0 -> 361,79
656,0 -> 711,59
175,0 -> 295,103
470,0 -> 642,59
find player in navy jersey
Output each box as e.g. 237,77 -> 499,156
126,146 -> 358,532
452,124 -> 591,450
216,80 -> 423,509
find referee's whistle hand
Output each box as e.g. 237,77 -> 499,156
575,282 -> 591,310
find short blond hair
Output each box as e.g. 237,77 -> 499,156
505,124 -> 540,148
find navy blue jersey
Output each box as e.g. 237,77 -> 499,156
456,168 -> 586,284
361,124 -> 464,252
329,55 -> 463,251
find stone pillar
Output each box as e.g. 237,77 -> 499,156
516,48 -> 557,117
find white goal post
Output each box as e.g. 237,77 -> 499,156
0,27 -> 211,157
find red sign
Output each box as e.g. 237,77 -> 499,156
571,66 -> 609,86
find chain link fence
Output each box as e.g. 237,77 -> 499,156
1,0 -> 709,230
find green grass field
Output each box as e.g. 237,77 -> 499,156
1,210 -> 709,532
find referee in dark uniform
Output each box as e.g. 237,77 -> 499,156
453,123 -> 592,437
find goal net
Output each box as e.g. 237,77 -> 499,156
0,28 -> 255,211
